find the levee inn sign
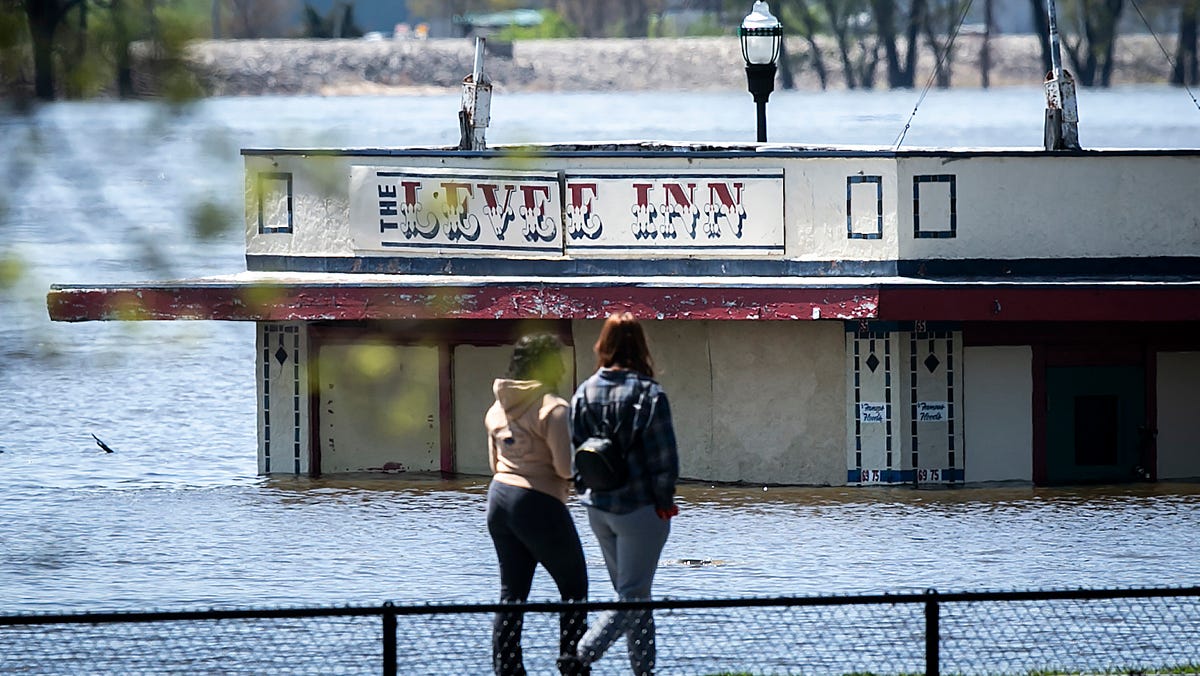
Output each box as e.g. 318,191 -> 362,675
349,167 -> 785,257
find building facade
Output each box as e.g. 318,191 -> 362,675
48,143 -> 1200,486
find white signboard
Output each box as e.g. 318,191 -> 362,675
350,167 -> 564,255
563,169 -> 784,256
858,402 -> 888,423
917,401 -> 948,422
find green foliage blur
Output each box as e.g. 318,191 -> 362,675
495,9 -> 577,40
2,0 -> 210,102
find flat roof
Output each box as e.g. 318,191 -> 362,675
239,142 -> 1200,159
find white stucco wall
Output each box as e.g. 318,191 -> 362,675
257,322 -> 312,475
1156,352 -> 1200,480
318,342 -> 440,473
453,344 -> 509,477
898,155 -> 1200,260
962,345 -> 1033,483
572,319 -> 846,485
245,155 -> 355,257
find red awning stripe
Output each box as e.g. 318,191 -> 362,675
46,282 -> 1200,323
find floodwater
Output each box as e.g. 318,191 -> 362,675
2,87 -> 1200,617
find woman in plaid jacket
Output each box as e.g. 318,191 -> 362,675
567,313 -> 680,676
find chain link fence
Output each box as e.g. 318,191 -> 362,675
2,587 -> 1198,675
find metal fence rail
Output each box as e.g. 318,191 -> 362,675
3,586 -> 1199,675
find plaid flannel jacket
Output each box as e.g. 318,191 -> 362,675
570,368 -> 679,514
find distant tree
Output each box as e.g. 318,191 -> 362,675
0,3 -> 29,98
980,0 -> 992,87
922,0 -> 970,88
1173,0 -> 1198,85
776,0 -> 829,90
221,0 -> 297,39
302,1 -> 361,38
19,0 -> 85,99
871,0 -> 922,88
1028,0 -> 1052,75
821,0 -> 880,88
547,0 -> 662,37
105,0 -> 136,97
1060,0 -> 1125,87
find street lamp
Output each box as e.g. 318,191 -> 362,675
739,1 -> 782,142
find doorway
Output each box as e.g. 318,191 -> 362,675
1043,365 -> 1145,485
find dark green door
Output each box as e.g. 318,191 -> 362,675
1045,366 -> 1145,485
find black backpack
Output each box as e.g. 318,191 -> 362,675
574,382 -> 649,491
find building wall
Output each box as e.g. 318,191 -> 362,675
257,320 -> 1191,484
257,322 -> 311,474
453,344 -> 509,476
963,345 -> 1034,483
1156,352 -> 1200,480
246,151 -> 1200,267
572,319 -> 847,485
897,155 -> 1200,261
317,341 -> 440,473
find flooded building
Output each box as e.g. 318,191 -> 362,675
47,141 -> 1200,487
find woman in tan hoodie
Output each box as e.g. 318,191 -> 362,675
485,334 -> 589,676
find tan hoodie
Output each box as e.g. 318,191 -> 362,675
485,379 -> 574,503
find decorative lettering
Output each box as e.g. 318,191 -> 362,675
631,183 -> 660,240
566,183 -> 602,239
917,401 -> 948,422
663,182 -> 700,238
703,182 -> 747,238
354,167 -> 781,256
477,183 -> 517,239
378,184 -> 398,232
859,402 -> 887,423
439,182 -> 480,242
519,185 -> 557,242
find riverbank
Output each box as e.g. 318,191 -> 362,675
174,34 -> 1177,97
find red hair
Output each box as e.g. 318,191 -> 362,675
593,312 -> 654,378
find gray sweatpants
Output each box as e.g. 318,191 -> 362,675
578,504 -> 670,676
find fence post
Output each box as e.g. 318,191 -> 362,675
382,601 -> 397,676
925,588 -> 940,676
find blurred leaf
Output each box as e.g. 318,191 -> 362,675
188,198 -> 236,240
0,249 -> 26,290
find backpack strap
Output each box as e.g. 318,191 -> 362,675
579,375 -> 652,450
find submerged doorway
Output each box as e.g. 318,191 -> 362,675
1042,365 -> 1146,485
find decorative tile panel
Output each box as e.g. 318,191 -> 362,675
847,322 -> 896,485
913,174 -> 956,239
847,175 -> 883,240
907,326 -> 963,484
261,323 -> 303,475
257,172 -> 293,234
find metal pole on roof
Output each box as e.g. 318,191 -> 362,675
1043,0 -> 1080,150
1047,0 -> 1063,79
459,37 -> 492,151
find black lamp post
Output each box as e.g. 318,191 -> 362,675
739,1 -> 783,142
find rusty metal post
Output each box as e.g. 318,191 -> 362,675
458,38 -> 492,151
1043,0 -> 1080,150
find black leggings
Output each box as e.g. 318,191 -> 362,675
487,480 -> 588,676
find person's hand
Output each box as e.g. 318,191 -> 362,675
655,504 -> 679,521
